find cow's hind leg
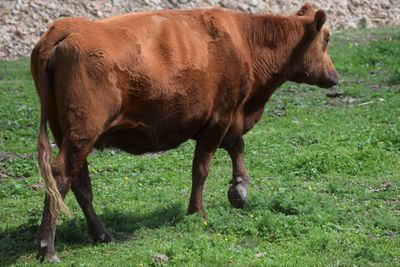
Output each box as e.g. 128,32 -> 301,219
225,137 -> 250,208
37,139 -> 95,262
72,161 -> 112,242
36,119 -> 64,263
36,152 -> 69,263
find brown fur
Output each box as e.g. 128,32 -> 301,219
31,4 -> 338,262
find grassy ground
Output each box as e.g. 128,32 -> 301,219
1,27 -> 399,266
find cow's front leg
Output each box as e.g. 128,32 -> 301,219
188,123 -> 229,218
187,142 -> 215,218
225,136 -> 250,208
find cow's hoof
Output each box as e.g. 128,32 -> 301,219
92,231 -> 113,243
46,254 -> 60,263
36,240 -> 60,263
36,253 -> 60,263
227,180 -> 247,209
36,241 -> 60,263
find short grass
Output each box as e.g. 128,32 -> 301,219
1,27 -> 399,266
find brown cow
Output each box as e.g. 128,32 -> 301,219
31,3 -> 338,262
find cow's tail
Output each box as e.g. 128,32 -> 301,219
36,48 -> 71,218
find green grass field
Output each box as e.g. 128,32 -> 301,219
1,27 -> 399,266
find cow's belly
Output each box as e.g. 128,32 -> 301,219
95,107 -> 209,154
95,127 -> 188,154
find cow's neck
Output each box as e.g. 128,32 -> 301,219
245,14 -> 307,97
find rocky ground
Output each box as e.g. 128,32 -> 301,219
1,0 -> 399,60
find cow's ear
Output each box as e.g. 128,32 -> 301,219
297,3 -> 314,16
313,10 -> 327,32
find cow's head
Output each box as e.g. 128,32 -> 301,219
289,3 -> 339,88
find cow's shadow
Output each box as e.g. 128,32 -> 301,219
0,203 -> 184,266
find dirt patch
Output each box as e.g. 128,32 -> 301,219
326,90 -> 344,98
29,183 -> 45,191
0,152 -> 34,162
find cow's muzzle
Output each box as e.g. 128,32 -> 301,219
320,70 -> 339,88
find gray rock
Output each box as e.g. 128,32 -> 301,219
249,0 -> 258,7
153,253 -> 169,263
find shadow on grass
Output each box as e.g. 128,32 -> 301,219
0,203 -> 184,265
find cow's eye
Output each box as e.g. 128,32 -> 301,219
325,34 -> 331,43
326,36 -> 331,43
